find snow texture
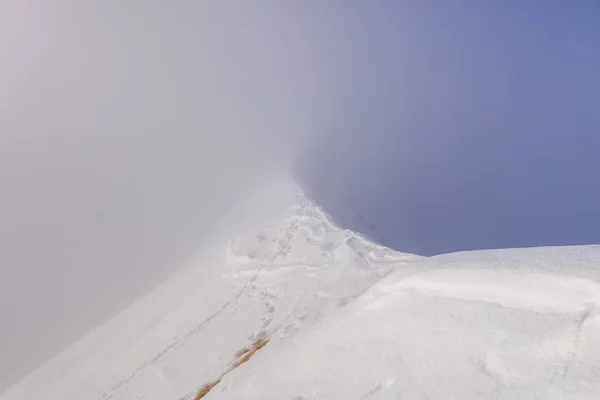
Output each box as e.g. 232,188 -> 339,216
2,178 -> 599,400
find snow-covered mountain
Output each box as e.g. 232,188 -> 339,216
2,177 -> 600,400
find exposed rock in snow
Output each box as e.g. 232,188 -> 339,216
2,178 -> 599,400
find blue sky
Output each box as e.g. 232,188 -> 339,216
294,0 -> 600,255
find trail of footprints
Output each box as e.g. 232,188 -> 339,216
260,290 -> 277,329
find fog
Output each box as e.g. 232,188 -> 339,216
2,1 -> 600,392
0,2 -> 333,390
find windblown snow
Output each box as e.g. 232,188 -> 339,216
2,178 -> 600,400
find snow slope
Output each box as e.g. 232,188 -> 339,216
2,178 -> 600,400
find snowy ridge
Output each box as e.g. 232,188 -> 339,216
1,181 -> 599,399
214,246 -> 600,399
0,182 -> 420,400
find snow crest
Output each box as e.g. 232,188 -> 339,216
2,184 -> 599,400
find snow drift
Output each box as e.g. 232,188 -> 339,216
2,177 -> 599,400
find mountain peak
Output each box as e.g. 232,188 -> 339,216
2,177 -> 600,400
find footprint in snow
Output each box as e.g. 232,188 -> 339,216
360,378 -> 397,399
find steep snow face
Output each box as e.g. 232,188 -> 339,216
0,179 -> 421,400
217,245 -> 600,400
2,179 -> 600,400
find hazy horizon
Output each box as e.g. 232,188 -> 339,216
1,2 -> 333,389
